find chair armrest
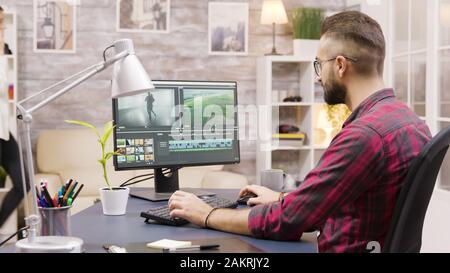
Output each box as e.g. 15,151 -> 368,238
201,171 -> 248,189
34,173 -> 63,195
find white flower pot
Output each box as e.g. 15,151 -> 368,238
293,39 -> 320,59
99,187 -> 130,216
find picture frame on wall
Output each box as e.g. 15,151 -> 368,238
208,2 -> 249,56
117,0 -> 170,33
33,0 -> 76,53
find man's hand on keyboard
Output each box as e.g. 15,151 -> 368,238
168,191 -> 212,227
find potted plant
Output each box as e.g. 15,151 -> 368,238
65,120 -> 128,216
292,7 -> 324,58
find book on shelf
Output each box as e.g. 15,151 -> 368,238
272,133 -> 306,140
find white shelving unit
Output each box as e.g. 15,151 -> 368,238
256,55 -> 335,187
2,9 -> 18,138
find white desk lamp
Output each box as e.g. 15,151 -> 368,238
260,0 -> 288,55
14,39 -> 154,252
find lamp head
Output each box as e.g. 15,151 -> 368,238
111,39 -> 154,98
261,0 -> 288,25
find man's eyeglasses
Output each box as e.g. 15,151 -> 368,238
314,56 -> 358,77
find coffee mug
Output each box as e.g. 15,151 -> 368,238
260,169 -> 284,191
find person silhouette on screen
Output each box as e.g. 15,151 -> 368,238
145,92 -> 156,126
209,112 -> 216,133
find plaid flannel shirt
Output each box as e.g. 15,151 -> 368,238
248,89 -> 432,253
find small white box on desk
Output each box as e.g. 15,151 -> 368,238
147,239 -> 192,249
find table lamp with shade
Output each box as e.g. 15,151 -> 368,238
441,2 -> 450,28
260,0 -> 288,55
14,39 -> 154,252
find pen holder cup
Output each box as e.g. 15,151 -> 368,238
39,206 -> 72,236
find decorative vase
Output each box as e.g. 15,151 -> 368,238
99,187 -> 130,216
293,39 -> 320,59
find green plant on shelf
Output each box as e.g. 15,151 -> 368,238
65,120 -> 121,190
292,7 -> 324,40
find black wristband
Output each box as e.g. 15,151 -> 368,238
204,207 -> 220,229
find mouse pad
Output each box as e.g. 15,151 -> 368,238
103,237 -> 264,253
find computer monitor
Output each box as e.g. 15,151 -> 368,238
112,80 -> 240,201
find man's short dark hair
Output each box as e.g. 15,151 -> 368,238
321,11 -> 385,76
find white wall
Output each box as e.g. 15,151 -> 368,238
422,189 -> 450,252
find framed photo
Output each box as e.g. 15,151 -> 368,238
33,0 -> 76,53
117,0 -> 170,33
208,2 -> 249,56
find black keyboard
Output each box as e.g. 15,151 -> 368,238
140,195 -> 238,226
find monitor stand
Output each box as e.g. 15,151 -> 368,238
129,167 -> 216,202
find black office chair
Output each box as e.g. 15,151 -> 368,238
383,126 -> 450,253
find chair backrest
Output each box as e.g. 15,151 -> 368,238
383,126 -> 450,253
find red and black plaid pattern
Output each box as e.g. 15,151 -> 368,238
248,89 -> 432,253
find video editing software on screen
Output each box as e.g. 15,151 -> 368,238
113,81 -> 240,170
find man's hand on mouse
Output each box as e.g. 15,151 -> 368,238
239,185 -> 280,206
168,191 -> 212,227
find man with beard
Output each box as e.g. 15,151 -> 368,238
166,11 -> 432,253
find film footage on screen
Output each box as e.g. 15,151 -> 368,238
116,88 -> 237,138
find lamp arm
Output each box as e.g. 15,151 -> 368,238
15,49 -> 129,243
18,50 -> 129,115
18,62 -> 101,105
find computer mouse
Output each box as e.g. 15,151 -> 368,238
237,192 -> 258,206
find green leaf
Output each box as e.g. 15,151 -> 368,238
67,119 -> 120,188
103,120 -> 114,134
105,153 -> 113,161
65,119 -> 95,130
105,151 -> 122,161
101,123 -> 116,145
66,120 -> 101,139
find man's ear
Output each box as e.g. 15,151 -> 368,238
335,56 -> 348,78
